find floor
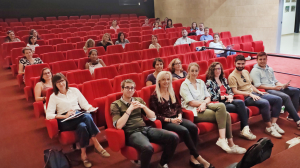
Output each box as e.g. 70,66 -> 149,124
280,33 -> 300,55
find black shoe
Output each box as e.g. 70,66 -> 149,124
189,160 -> 203,168
198,163 -> 215,168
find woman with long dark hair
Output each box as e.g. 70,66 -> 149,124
115,32 -> 130,49
27,35 -> 39,53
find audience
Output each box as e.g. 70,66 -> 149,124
110,79 -> 179,168
29,29 -> 41,40
146,58 -> 164,86
150,71 -> 214,168
174,29 -> 196,46
168,58 -> 187,81
142,18 -> 151,27
85,49 -> 106,76
228,55 -> 284,138
18,47 -> 43,75
97,33 -> 114,51
110,20 -> 119,33
83,39 -> 95,53
163,17 -> 168,26
250,52 -> 300,129
180,63 -> 246,154
153,22 -> 162,30
155,18 -> 162,26
209,33 -> 236,58
5,30 -> 20,43
27,35 -> 39,53
165,19 -> 174,29
196,23 -> 205,35
206,62 -> 256,140
34,68 -> 53,110
115,32 -> 130,49
46,73 -> 110,168
190,22 -> 199,32
149,35 -> 161,52
200,27 -> 213,43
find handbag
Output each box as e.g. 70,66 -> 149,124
44,149 -> 71,168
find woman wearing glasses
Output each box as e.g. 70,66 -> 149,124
46,73 -> 110,168
205,62 -> 256,140
168,58 -> 187,81
34,68 -> 53,110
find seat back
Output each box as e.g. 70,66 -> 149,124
182,52 -> 198,64
141,59 -> 154,71
66,36 -> 81,43
69,16 -> 79,20
214,57 -> 228,70
24,63 -> 50,86
113,73 -> 144,92
196,49 -> 216,61
2,42 -> 26,57
124,42 -> 140,52
94,65 -> 119,80
127,35 -> 142,43
158,38 -> 170,47
100,53 -> 122,66
174,44 -> 191,54
40,52 -> 66,63
221,38 -> 231,47
220,31 -> 232,39
77,57 -> 90,69
172,78 -> 185,104
195,60 -> 208,75
230,36 -> 242,45
50,60 -> 78,74
141,48 -> 159,59
118,62 -> 142,75
87,46 -> 106,56
122,51 -> 141,62
66,69 -> 93,84
35,45 -> 55,55
140,85 -> 156,106
58,16 -> 68,21
48,38 -> 64,45
141,34 -> 152,42
159,46 -> 176,57
107,45 -> 124,54
190,41 -> 205,51
41,34 -> 56,41
153,29 -> 165,35
56,43 -> 74,52
11,47 -> 24,64
46,17 -> 57,21
241,35 -> 253,43
66,49 -> 86,60
65,28 -> 79,33
140,40 -> 152,50
252,41 -> 264,52
33,17 -> 45,22
226,54 -> 239,69
163,54 -> 184,69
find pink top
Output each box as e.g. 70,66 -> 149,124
110,25 -> 120,33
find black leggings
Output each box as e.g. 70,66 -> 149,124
224,99 -> 249,130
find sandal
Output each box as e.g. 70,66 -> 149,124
94,148 -> 110,158
82,160 -> 92,168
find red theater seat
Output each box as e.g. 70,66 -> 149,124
163,54 -> 184,68
48,38 -> 64,46
66,49 -> 86,60
52,20 -> 63,25
66,69 -> 93,91
113,73 -> 144,92
58,16 -> 68,21
174,44 -> 191,54
252,41 -> 265,52
50,60 -> 78,74
46,17 -> 57,21
182,52 -> 198,64
190,41 -> 205,51
229,36 -> 242,50
214,57 -> 228,70
41,34 -> 56,41
158,39 -> 170,47
118,62 -> 142,75
159,46 -> 176,57
100,53 -> 123,66
65,27 -> 79,33
122,51 -> 142,63
123,42 -> 140,52
50,28 -> 64,34
56,43 -> 74,52
87,46 -> 106,56
195,60 -> 208,75
66,37 -> 81,43
220,31 -> 232,39
127,36 -> 141,43
33,17 -> 45,22
240,42 -> 254,58
58,32 -> 73,39
35,45 -> 55,55
94,66 -> 119,80
40,52 -> 66,63
141,59 -> 154,71
129,27 -> 141,32
20,18 -> 32,23
141,48 -> 159,59
241,35 -> 253,43
107,45 -> 124,54
44,24 -> 57,30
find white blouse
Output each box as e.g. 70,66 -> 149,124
180,78 -> 211,116
27,44 -> 39,53
46,87 -> 92,120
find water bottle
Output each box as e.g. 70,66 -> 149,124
280,106 -> 285,113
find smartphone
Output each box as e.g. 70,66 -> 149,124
287,80 -> 291,85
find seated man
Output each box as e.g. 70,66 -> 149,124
196,23 -> 205,35
228,55 -> 284,139
110,79 -> 179,168
200,27 -> 213,43
250,52 -> 300,129
174,29 -> 196,46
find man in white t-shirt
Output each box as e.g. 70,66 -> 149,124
196,23 -> 205,35
174,29 -> 197,46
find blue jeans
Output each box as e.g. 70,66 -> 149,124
244,93 -> 282,122
217,51 -> 236,58
267,87 -> 300,122
57,112 -> 100,148
224,99 -> 249,130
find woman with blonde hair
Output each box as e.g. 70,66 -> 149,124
150,71 -> 214,168
110,20 -> 120,33
168,58 -> 187,81
96,33 -> 114,51
180,63 -> 246,154
83,39 -> 95,53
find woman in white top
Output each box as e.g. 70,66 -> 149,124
179,63 -> 246,154
209,33 -> 236,58
85,49 -> 106,76
110,20 -> 120,33
46,73 -> 110,168
149,35 -> 161,52
153,22 -> 162,31
27,35 -> 39,53
83,39 -> 95,53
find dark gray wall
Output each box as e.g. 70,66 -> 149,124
0,0 -> 154,19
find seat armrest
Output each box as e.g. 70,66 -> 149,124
234,94 -> 244,101
105,128 -> 126,152
33,101 -> 44,118
144,119 -> 162,129
182,109 -> 194,122
45,119 -> 59,139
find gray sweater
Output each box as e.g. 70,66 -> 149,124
250,64 -> 278,87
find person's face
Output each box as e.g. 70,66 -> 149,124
155,61 -> 163,72
214,35 -> 219,42
43,69 -> 52,81
104,35 -> 109,42
89,51 -> 98,61
159,73 -> 171,89
235,60 -> 245,71
9,32 -> 15,39
199,24 -> 204,30
168,20 -> 172,25
120,34 -> 124,40
192,23 -> 197,28
30,37 -> 37,44
204,29 -> 209,35
182,30 -> 188,37
164,18 -> 168,22
214,64 -> 222,78
56,78 -> 66,92
24,49 -> 33,59
174,60 -> 182,71
112,21 -> 117,26
88,41 -> 94,47
152,36 -> 157,43
257,55 -> 267,68
189,65 -> 199,78
33,30 -> 38,37
145,19 -> 149,24
155,23 -> 159,28
121,83 -> 135,98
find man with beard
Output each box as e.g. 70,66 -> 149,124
228,55 -> 284,139
174,29 -> 196,46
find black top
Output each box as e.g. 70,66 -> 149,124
97,41 -> 112,51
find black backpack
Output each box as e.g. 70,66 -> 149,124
44,149 -> 71,168
236,137 -> 273,168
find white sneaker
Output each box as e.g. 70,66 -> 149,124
265,126 -> 282,138
216,138 -> 231,153
240,126 -> 256,140
245,56 -> 252,60
272,123 -> 285,134
228,145 -> 247,154
130,160 -> 141,166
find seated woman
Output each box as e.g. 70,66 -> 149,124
142,18 -> 151,27
168,58 -> 187,81
85,49 -> 106,76
205,62 -> 256,140
153,22 -> 162,30
149,35 -> 161,52
18,47 -> 43,76
97,33 -> 114,51
30,29 -> 41,40
115,32 -> 130,49
190,22 -> 199,32
154,18 -> 162,26
110,20 -> 120,34
27,35 -> 39,53
46,73 -> 110,168
165,19 -> 174,29
34,67 -> 53,110
180,63 -> 246,154
83,39 -> 95,53
146,58 -> 164,86
162,17 -> 169,26
209,33 -> 236,58
5,30 -> 21,43
150,71 -> 214,168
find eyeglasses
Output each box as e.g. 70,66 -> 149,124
174,62 -> 181,65
214,68 -> 221,71
123,86 -> 136,91
241,75 -> 246,82
56,79 -> 65,84
43,72 -> 51,75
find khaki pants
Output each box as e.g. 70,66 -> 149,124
194,103 -> 232,139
